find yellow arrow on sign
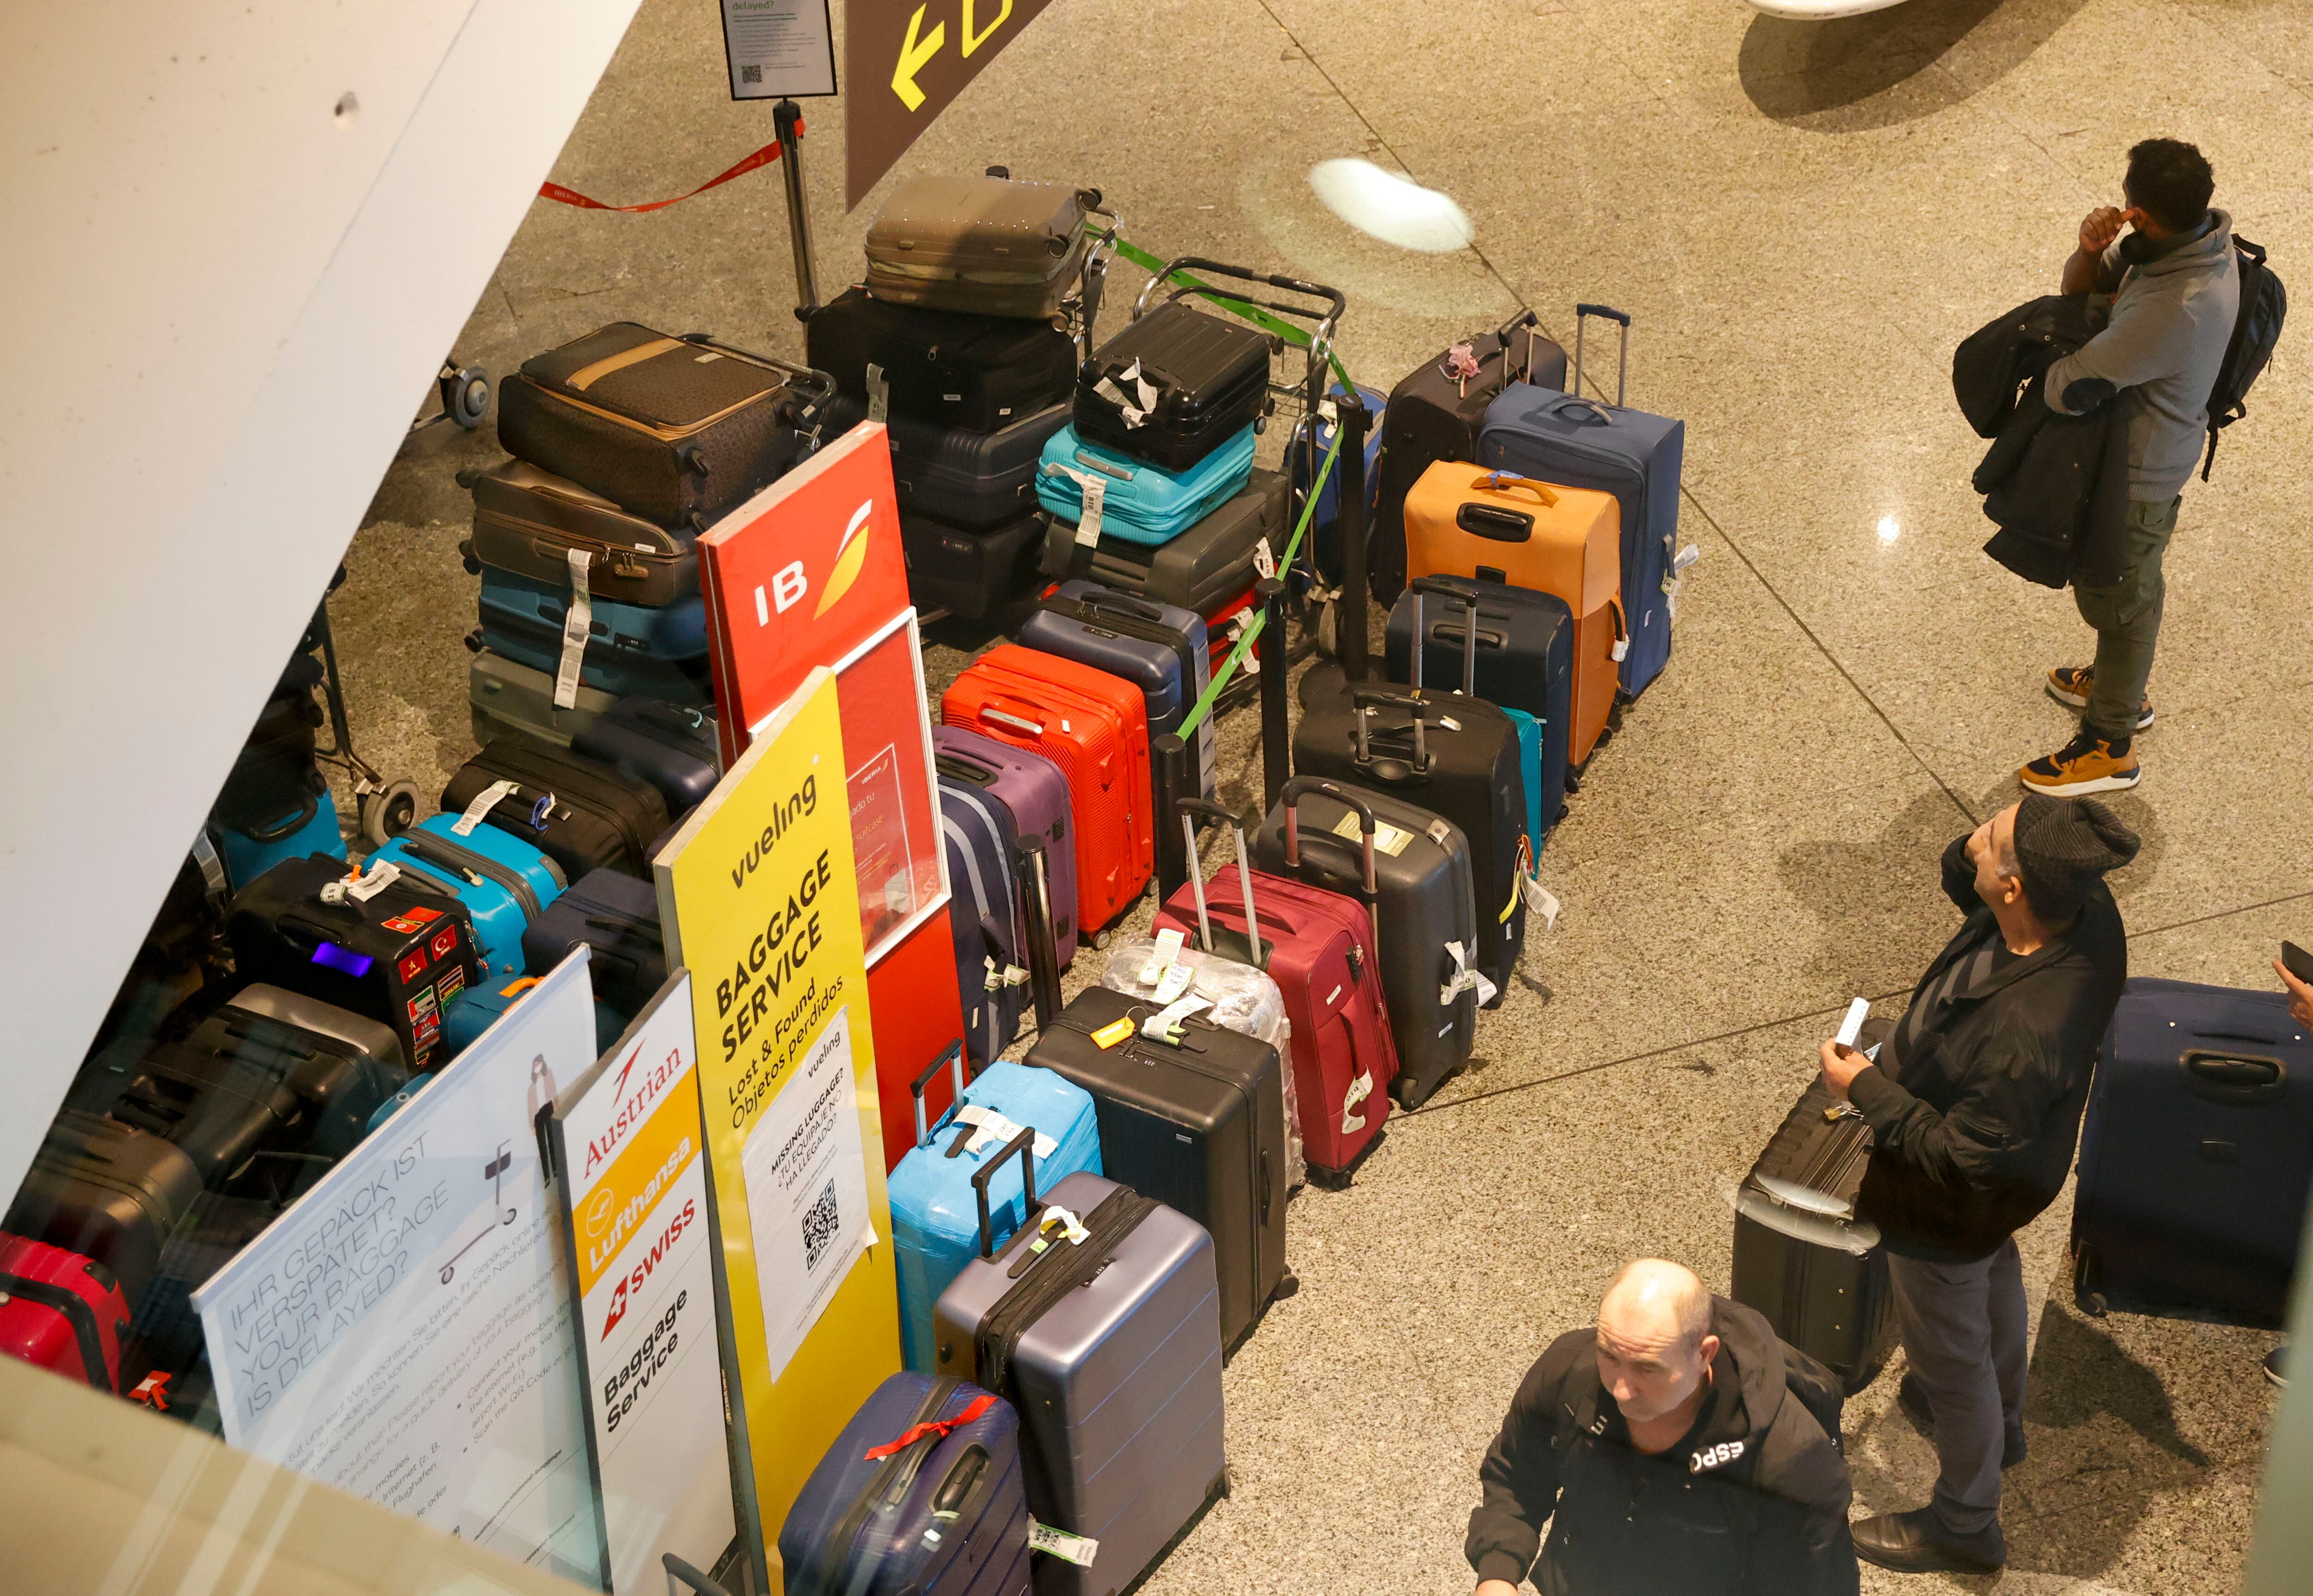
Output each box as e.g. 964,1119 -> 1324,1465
891,4 -> 944,111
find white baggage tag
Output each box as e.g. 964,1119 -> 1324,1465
1141,994 -> 1210,1044
554,549 -> 593,710
866,362 -> 890,425
1438,715 -> 1462,732
321,859 -> 402,905
952,1104 -> 1058,1160
1139,927 -> 1186,986
984,954 -> 1002,994
1151,961 -> 1196,1005
1252,536 -> 1276,581
451,780 -> 517,837
1001,964 -> 1030,987
1076,476 -> 1106,544
1340,1070 -> 1373,1134
1664,542 -> 1702,620
1028,1520 -> 1098,1567
1521,876 -> 1562,930
1440,941 -> 1498,1007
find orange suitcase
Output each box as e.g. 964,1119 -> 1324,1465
940,644 -> 1153,936
1403,464 -> 1625,763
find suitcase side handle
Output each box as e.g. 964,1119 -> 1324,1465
974,704 -> 1045,738
1278,778 -> 1378,895
2180,1049 -> 2288,1107
971,1128 -> 1039,1259
911,1041 -> 969,1151
1175,798 -> 1261,966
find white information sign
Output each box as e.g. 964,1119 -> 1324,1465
193,954 -> 605,1586
719,0 -> 836,99
551,973 -> 738,1595
738,1005 -> 875,1380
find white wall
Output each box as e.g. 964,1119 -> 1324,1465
0,0 -> 641,1201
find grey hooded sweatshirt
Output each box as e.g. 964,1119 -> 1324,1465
2045,208 -> 2239,500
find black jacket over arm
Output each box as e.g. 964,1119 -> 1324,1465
1851,836 -> 2128,1261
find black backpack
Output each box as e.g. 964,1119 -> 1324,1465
2203,236 -> 2286,480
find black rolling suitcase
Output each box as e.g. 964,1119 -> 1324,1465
520,868 -> 666,1019
4,1111 -> 204,1308
1250,778 -> 1478,1109
186,987 -> 411,1162
442,735 -> 671,881
828,394 -> 1068,529
901,510 -> 1047,622
496,323 -> 834,527
1371,309 -> 1566,602
2072,978 -> 2313,1322
1731,1078 -> 1898,1395
70,1041 -> 305,1195
1038,468 -> 1288,616
1027,987 -> 1291,1356
808,285 -> 1078,432
1074,301 -> 1272,468
571,696 -> 721,813
1293,668 -> 1527,1004
1385,573 -> 1575,831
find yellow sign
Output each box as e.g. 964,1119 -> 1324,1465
654,667 -> 899,1556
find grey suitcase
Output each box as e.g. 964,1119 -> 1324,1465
470,648 -> 616,749
828,394 -> 1070,530
932,1158 -> 1226,1596
1250,778 -> 1478,1109
866,172 -> 1103,321
1038,468 -> 1289,616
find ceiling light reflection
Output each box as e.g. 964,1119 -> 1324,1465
1308,159 -> 1475,254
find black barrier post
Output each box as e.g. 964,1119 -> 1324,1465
775,99 -> 820,321
1152,733 -> 1192,904
1255,575 -> 1290,812
1335,392 -> 1372,683
1014,838 -> 1064,1029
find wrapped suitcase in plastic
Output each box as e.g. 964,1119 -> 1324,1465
1288,382 -> 1388,586
441,735 -> 671,881
778,1369 -> 1032,1596
1035,423 -> 1255,547
1039,468 -> 1288,619
933,726 -> 1079,967
888,1056 -> 1101,1373
364,813 -> 568,978
461,459 -> 700,604
1018,581 -> 1215,801
808,283 -> 1078,431
570,696 -> 721,814
932,1164 -> 1226,1596
829,394 -> 1069,530
1073,301 -> 1271,468
4,1111 -> 202,1306
0,1232 -> 132,1393
864,172 -> 1103,321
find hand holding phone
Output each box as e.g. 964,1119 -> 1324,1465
2282,941 -> 2313,985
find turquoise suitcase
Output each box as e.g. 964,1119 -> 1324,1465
216,791 -> 345,894
1035,423 -> 1255,546
366,814 -> 567,980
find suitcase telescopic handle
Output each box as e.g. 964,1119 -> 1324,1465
1175,797 -> 1262,965
1350,688 -> 1430,776
971,1128 -> 1039,1260
1407,578 -> 1482,697
911,1041 -> 969,1151
1279,777 -> 1378,895
1571,304 -> 1630,408
1491,308 -> 1546,386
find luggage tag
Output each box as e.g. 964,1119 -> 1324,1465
1252,537 -> 1276,581
1441,941 -> 1499,1007
1138,928 -> 1186,986
451,779 -> 519,837
866,363 -> 890,425
1664,542 -> 1701,619
1022,1205 -> 1092,1257
1140,993 -> 1210,1045
1028,1519 -> 1099,1567
1076,475 -> 1106,545
554,549 -> 593,710
1341,1069 -> 1373,1135
985,955 -> 1029,992
1090,1017 -> 1137,1049
951,1104 -> 1058,1161
1150,961 -> 1196,1004
322,859 -> 402,905
1521,876 -> 1561,930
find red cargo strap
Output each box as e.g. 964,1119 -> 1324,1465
863,1393 -> 997,1460
539,126 -> 801,213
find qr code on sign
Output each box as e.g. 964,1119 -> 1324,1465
800,1179 -> 840,1270
740,64 -> 762,84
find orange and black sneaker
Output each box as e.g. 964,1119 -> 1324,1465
2021,729 -> 2141,795
2046,665 -> 2155,729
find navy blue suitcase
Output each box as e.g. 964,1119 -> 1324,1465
1288,382 -> 1387,586
520,867 -> 666,1021
940,770 -> 1029,1069
778,1371 -> 1031,1596
1385,573 -> 1574,833
829,394 -> 1070,531
1479,306 -> 1688,700
2072,978 -> 2313,1323
472,568 -> 712,703
570,696 -> 721,813
1016,581 -> 1215,801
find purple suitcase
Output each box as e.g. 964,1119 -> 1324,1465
931,1163 -> 1226,1596
931,726 -> 1080,968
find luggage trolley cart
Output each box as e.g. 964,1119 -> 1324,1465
308,569 -> 424,848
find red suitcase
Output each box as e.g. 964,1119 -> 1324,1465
1152,804 -> 1399,1181
0,1232 -> 131,1393
941,643 -> 1153,937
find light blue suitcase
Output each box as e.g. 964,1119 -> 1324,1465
366,813 -> 567,980
888,1054 -> 1103,1372
1035,422 -> 1256,546
1289,381 -> 1387,585
1504,707 -> 1551,860
439,974 -> 625,1061
216,790 -> 346,894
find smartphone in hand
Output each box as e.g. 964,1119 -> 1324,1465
2283,941 -> 2313,985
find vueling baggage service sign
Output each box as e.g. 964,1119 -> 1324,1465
654,667 -> 901,1542
846,0 -> 1059,206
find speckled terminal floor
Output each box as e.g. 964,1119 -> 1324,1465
342,0 -> 2313,1588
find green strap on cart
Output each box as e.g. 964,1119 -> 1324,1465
1103,237 -> 1355,391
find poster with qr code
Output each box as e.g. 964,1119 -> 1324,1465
738,1006 -> 874,1381
720,0 -> 835,100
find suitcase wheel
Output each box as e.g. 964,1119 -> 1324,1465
359,780 -> 422,848
2072,1245 -> 2107,1318
1274,1270 -> 1299,1300
443,365 -> 491,430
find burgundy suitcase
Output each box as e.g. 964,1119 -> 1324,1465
0,1232 -> 132,1393
1151,804 -> 1399,1182
933,725 -> 1080,968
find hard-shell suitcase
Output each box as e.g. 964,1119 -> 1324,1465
364,813 -> 568,979
1293,669 -> 1527,1004
1289,382 -> 1388,586
4,1111 -> 203,1306
2072,978 -> 2313,1322
473,568 -> 712,703
1404,464 -> 1623,765
940,773 -> 1029,1069
1074,302 -> 1272,469
461,459 -> 699,605
73,1040 -> 304,1194
1019,581 -> 1215,801
1029,986 -> 1291,1356
226,854 -> 484,1072
1150,805 -> 1398,1182
829,395 -> 1070,530
931,1166 -> 1226,1596
521,867 -> 667,1020
1385,573 -> 1573,840
1035,423 -> 1256,547
496,324 -> 833,527
185,986 -> 411,1161
470,647 -> 616,750
1731,1077 -> 1898,1395
438,975 -> 627,1061
1096,939 -> 1295,1184
940,646 -> 1151,938
778,1369 -> 1032,1596
933,726 -> 1079,967
902,510 -> 1047,622
808,283 -> 1078,432
1372,308 -> 1568,601
1479,306 -> 1689,699
1039,468 -> 1288,618
0,1233 -> 131,1393
570,696 -> 721,814
865,172 -> 1102,320
442,735 -> 672,881
215,788 -> 347,896
212,656 -> 325,835
1250,779 -> 1477,1108
890,1056 -> 1103,1373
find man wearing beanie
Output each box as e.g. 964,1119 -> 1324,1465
1819,795 -> 2138,1574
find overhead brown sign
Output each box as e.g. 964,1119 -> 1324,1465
845,0 -> 1058,209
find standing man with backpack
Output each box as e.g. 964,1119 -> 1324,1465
1465,1257 -> 1859,1595
2022,138 -> 2244,797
